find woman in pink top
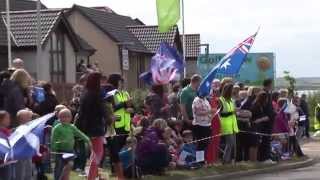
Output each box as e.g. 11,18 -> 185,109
206,79 -> 221,165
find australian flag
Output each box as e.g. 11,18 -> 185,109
140,42 -> 184,85
0,113 -> 54,161
198,32 -> 258,97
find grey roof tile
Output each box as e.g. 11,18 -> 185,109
1,10 -> 61,47
181,34 -> 201,58
72,5 -> 148,53
127,25 -> 178,53
0,0 -> 47,46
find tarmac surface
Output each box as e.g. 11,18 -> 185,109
232,139 -> 320,180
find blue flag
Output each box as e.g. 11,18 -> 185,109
140,42 -> 184,85
198,32 -> 258,97
0,113 -> 54,161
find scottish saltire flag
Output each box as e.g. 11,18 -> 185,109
198,32 -> 258,97
140,42 -> 184,85
156,0 -> 180,32
0,113 -> 54,160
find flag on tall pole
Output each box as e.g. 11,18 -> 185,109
156,0 -> 180,33
198,31 -> 258,97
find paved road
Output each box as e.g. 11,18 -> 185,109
234,163 -> 320,180
231,140 -> 320,180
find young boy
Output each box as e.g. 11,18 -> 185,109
51,108 -> 91,180
14,109 -> 34,180
177,130 -> 197,168
119,136 -> 141,178
0,110 -> 12,180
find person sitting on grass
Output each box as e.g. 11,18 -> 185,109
136,118 -> 171,175
177,130 -> 197,169
51,108 -> 91,180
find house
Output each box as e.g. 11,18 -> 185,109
181,34 -> 201,77
0,0 -> 46,70
66,5 -> 182,89
0,0 -> 46,12
0,9 -> 95,84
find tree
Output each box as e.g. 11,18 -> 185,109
283,71 -> 296,98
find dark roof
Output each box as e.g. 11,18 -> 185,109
76,34 -> 96,53
69,5 -> 148,53
127,25 -> 179,53
181,34 -> 200,58
0,0 -> 47,46
1,9 -> 62,46
0,9 -> 93,54
0,0 -> 47,12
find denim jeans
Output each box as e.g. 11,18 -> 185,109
54,154 -> 73,180
222,134 -> 236,164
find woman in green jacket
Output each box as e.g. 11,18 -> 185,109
219,83 -> 239,164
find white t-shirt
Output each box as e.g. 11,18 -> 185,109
192,97 -> 212,127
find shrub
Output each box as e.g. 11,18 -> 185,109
130,89 -> 149,113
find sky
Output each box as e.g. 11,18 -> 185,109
41,0 -> 320,77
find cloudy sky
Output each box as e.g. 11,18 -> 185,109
41,0 -> 320,77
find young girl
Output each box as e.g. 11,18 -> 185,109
0,111 -> 12,180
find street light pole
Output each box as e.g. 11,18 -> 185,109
6,0 -> 12,68
181,0 -> 186,78
36,0 -> 41,80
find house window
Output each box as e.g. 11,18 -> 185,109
49,31 -> 65,83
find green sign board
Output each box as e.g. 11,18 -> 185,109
197,53 -> 275,85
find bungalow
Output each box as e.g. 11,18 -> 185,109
66,5 -> 182,89
0,9 -> 95,84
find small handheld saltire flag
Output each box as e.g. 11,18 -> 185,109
140,42 -> 184,85
198,32 -> 258,97
156,0 -> 180,32
0,113 -> 54,160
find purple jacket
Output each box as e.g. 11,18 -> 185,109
136,127 -> 165,159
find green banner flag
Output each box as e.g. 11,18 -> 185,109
156,0 -> 180,33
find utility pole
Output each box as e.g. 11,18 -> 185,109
6,0 -> 11,67
181,0 -> 186,78
36,0 -> 41,80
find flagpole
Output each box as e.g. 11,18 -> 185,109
36,0 -> 41,80
181,0 -> 186,78
6,0 -> 12,68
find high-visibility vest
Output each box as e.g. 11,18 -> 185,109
219,97 -> 239,135
114,90 -> 131,132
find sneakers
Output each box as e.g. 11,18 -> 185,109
78,171 -> 87,177
262,159 -> 277,165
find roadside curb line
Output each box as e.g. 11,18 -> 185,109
190,158 -> 318,180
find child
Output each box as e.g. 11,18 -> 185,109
0,111 -> 12,180
119,136 -> 141,178
14,109 -> 34,180
47,104 -> 67,127
177,130 -> 197,169
51,108 -> 91,180
287,99 -> 304,157
163,127 -> 179,168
